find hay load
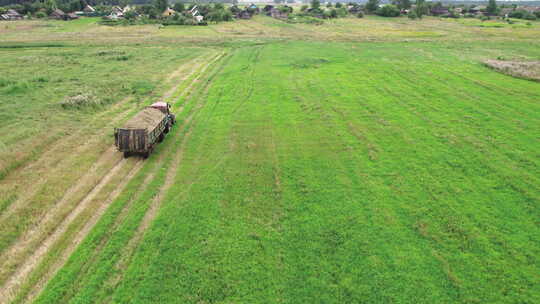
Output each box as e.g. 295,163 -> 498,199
123,107 -> 165,131
115,104 -> 175,158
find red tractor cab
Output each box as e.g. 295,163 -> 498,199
150,102 -> 176,127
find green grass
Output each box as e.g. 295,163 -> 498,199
35,39 -> 540,303
1,15 -> 539,304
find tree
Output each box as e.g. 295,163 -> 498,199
68,0 -> 82,12
335,2 -> 343,8
154,0 -> 168,13
392,0 -> 411,10
414,0 -> 427,19
365,0 -> 379,13
173,2 -> 184,12
365,0 -> 380,13
311,0 -> 320,10
486,0 -> 498,16
376,4 -> 400,17
44,0 -> 57,14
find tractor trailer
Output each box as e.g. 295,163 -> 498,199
114,102 -> 175,158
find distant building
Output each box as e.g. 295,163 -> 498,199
50,9 -> 66,20
270,7 -> 288,19
1,9 -> 23,21
431,7 -> 449,16
83,5 -> 95,13
162,8 -> 176,17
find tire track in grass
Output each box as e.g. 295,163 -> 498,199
0,53 -> 217,304
0,51 -> 214,221
0,99 -> 135,222
0,96 -> 133,183
0,156 -> 136,303
0,52 -> 215,267
17,156 -> 149,304
97,52 -> 230,303
0,145 -> 125,285
27,52 -> 228,304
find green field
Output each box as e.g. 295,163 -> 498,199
0,15 -> 539,304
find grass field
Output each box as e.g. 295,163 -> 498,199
0,15 -> 538,304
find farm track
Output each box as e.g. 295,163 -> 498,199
0,53 -> 223,304
0,105 -> 137,279
0,96 -> 133,182
0,98 -> 134,223
100,51 -> 228,302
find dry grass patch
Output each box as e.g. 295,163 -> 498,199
484,59 -> 540,82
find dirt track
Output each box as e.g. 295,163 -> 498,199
0,51 -> 224,304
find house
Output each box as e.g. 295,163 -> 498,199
247,3 -> 259,13
50,9 -> 66,19
270,7 -> 288,19
469,5 -> 486,15
1,9 -> 23,21
454,7 -> 463,14
499,7 -> 513,17
65,13 -> 79,20
431,7 -> 449,16
521,6 -> 540,13
237,10 -> 253,19
111,6 -> 123,14
162,8 -> 176,17
83,5 -> 95,13
263,5 -> 274,15
189,6 -> 204,23
123,5 -> 135,13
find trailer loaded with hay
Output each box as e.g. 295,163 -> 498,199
115,102 -> 175,158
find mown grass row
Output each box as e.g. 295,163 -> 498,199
33,52 -> 229,304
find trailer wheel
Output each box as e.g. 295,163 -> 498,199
158,133 -> 165,142
123,152 -> 130,158
164,125 -> 170,134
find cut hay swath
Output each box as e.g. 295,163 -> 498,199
484,59 -> 540,82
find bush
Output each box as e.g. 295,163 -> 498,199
173,3 -> 185,12
508,10 -> 536,20
408,11 -> 417,19
357,11 -> 364,18
35,11 -> 47,18
376,5 -> 400,17
60,93 -> 101,109
301,5 -> 308,12
336,7 -> 348,17
524,13 -> 537,21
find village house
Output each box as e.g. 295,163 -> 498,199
270,7 -> 288,19
262,5 -> 274,15
431,7 -> 449,16
237,10 -> 253,19
162,8 -> 176,17
50,9 -> 66,20
189,6 -> 204,23
65,12 -> 79,20
1,9 -> 23,21
83,5 -> 95,13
